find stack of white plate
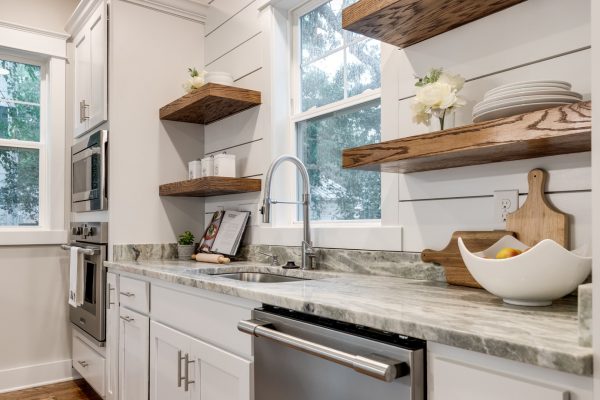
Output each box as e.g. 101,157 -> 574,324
472,80 -> 582,123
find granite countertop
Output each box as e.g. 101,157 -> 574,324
105,259 -> 592,376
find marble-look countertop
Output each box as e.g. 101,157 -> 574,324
106,260 -> 592,376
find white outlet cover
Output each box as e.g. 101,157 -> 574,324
493,190 -> 519,228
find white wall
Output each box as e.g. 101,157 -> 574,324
107,0 -> 206,251
0,0 -> 79,33
0,0 -> 77,392
203,0 -> 591,253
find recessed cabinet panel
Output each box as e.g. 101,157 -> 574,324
430,356 -> 569,400
105,272 -> 119,400
119,307 -> 149,400
73,29 -> 90,137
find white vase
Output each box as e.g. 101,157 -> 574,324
429,112 -> 456,132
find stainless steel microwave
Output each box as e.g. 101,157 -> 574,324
72,130 -> 108,212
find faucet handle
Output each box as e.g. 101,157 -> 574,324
257,251 -> 279,266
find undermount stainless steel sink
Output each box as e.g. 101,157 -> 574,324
213,272 -> 309,283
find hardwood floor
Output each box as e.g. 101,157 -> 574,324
0,380 -> 101,400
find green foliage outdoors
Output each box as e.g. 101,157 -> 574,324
0,59 -> 41,225
298,0 -> 381,221
178,231 -> 195,246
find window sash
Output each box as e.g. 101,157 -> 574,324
0,51 -> 47,229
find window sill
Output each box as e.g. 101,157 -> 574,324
0,230 -> 68,246
248,224 -> 403,251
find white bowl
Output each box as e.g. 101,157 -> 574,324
205,71 -> 234,86
458,236 -> 591,306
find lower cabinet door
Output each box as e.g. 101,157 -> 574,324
150,321 -> 192,400
119,307 -> 149,400
189,336 -> 253,400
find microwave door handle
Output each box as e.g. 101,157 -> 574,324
238,319 -> 409,382
72,146 -> 102,164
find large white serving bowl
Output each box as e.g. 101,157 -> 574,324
458,235 -> 591,306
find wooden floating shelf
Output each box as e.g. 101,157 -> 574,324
342,101 -> 591,174
159,83 -> 261,125
159,177 -> 262,197
342,0 -> 525,49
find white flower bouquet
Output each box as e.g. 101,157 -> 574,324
183,67 -> 206,93
412,68 -> 465,130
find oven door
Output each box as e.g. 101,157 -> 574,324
72,130 -> 107,212
69,243 -> 107,343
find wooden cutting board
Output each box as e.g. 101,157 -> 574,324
421,230 -> 515,288
506,169 -> 569,248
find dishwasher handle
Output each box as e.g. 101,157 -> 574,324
238,319 -> 409,382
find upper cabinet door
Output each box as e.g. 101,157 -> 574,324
150,321 -> 192,400
73,27 -> 91,137
87,2 -> 108,131
72,0 -> 108,138
189,336 -> 253,400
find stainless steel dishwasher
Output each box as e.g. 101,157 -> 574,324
239,306 -> 425,400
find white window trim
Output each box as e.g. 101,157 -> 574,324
0,22 -> 67,245
250,2 -> 403,251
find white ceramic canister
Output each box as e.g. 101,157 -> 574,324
188,159 -> 202,179
213,153 -> 236,177
201,155 -> 215,177
205,71 -> 234,86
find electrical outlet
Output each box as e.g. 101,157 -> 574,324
493,190 -> 519,228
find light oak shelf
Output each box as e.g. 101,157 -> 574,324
342,101 -> 591,173
159,176 -> 262,197
342,0 -> 525,49
159,83 -> 261,125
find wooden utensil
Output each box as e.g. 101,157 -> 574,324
506,169 -> 569,248
422,231 -> 515,288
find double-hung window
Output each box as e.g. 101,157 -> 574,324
292,0 -> 381,222
0,55 -> 45,227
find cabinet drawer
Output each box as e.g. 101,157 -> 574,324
152,285 -> 254,358
119,276 -> 149,314
73,331 -> 105,397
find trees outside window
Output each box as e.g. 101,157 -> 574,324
0,58 -> 42,226
294,0 -> 381,221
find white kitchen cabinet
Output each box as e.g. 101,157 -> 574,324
189,333 -> 253,400
428,342 -> 592,400
105,272 -> 119,400
72,0 -> 107,137
150,320 -> 253,400
150,321 -> 192,400
72,328 -> 106,398
119,306 -> 149,400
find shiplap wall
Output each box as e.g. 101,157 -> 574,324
203,0 -> 591,252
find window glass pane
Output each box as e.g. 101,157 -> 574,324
297,100 -> 381,221
0,59 -> 41,104
300,0 -> 343,65
346,39 -> 381,97
0,100 -> 40,141
0,147 -> 39,226
301,50 -> 344,111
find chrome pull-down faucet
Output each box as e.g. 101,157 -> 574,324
261,155 -> 316,270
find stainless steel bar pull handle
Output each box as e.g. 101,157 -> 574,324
78,360 -> 88,368
238,319 -> 409,382
184,354 -> 195,391
108,284 -> 115,309
120,315 -> 134,322
120,291 -> 135,297
177,350 -> 184,388
61,244 -> 95,256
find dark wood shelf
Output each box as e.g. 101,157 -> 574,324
342,0 -> 525,49
159,83 -> 261,125
342,101 -> 591,173
159,176 -> 262,197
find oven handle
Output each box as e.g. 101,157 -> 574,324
61,244 -> 96,256
238,319 -> 409,382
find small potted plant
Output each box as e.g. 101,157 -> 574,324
177,231 -> 195,260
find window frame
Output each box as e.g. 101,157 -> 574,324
0,20 -> 69,245
289,0 -> 382,226
0,51 -> 48,231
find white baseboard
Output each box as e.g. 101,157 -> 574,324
0,359 -> 75,393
